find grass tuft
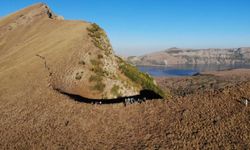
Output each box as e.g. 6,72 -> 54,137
89,59 -> 106,92
79,60 -> 85,65
75,72 -> 83,80
111,85 -> 120,97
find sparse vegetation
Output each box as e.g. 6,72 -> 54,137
117,57 -> 166,98
87,23 -> 112,56
75,72 -> 83,80
89,59 -> 106,92
93,81 -> 106,92
89,75 -> 102,82
98,54 -> 103,59
111,85 -> 120,97
90,59 -> 101,66
90,59 -> 105,76
89,74 -> 105,92
89,74 -> 106,92
87,23 -> 101,33
8,23 -> 17,30
79,60 -> 85,65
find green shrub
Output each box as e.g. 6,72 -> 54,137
93,82 -> 106,92
9,23 -> 17,30
89,58 -> 107,92
89,75 -> 102,82
98,54 -> 103,59
75,72 -> 83,80
90,59 -> 105,77
79,60 -> 85,65
87,23 -> 101,33
118,57 -> 165,98
90,59 -> 101,66
111,85 -> 120,96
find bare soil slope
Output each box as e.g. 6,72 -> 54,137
0,3 -> 249,150
0,3 -> 164,101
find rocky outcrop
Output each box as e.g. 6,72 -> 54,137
127,47 -> 250,66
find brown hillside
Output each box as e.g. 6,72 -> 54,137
0,3 -> 164,100
0,3 -> 249,149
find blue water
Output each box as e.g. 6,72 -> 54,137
137,64 -> 250,77
138,66 -> 198,76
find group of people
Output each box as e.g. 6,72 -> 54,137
124,97 -> 147,105
89,97 -> 148,105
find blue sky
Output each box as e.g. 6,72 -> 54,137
1,0 -> 250,56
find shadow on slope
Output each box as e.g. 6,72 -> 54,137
58,90 -> 163,105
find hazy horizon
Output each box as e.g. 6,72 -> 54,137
1,0 -> 250,56
117,46 -> 250,57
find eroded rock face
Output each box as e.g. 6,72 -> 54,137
127,47 -> 250,66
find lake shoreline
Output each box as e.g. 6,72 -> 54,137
137,64 -> 250,77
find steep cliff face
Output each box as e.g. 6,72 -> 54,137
0,3 -> 165,100
127,47 -> 250,66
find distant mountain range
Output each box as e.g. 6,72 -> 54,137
127,47 -> 250,66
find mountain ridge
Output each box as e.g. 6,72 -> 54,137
1,3 -> 250,149
127,47 -> 250,66
0,3 -> 166,102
